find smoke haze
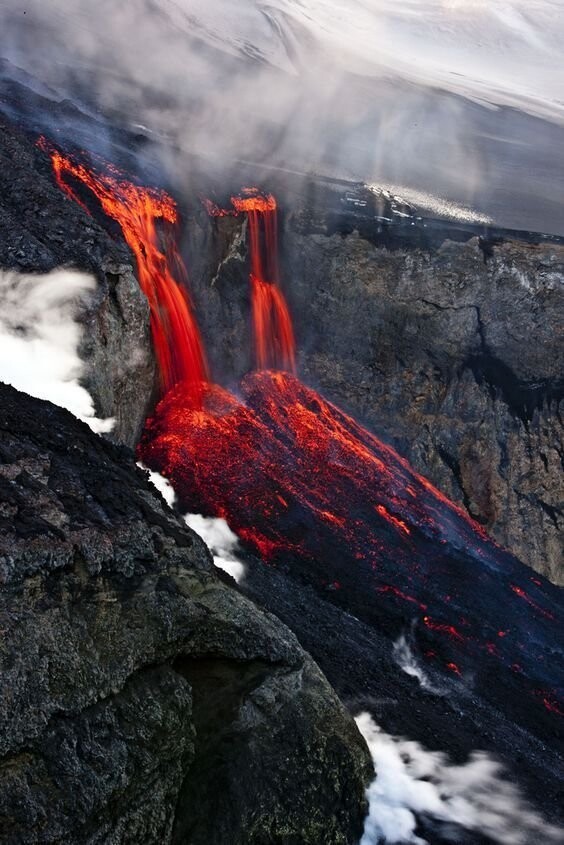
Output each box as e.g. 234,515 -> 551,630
1,0 -> 563,233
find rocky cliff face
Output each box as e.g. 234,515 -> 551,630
190,210 -> 563,584
1,112 -> 561,582
0,382 -> 371,844
0,118 -> 155,446
284,223 -> 564,584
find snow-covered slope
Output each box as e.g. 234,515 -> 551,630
160,0 -> 564,121
1,0 -> 563,233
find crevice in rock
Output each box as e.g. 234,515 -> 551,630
535,498 -> 561,529
170,656 -> 275,844
436,445 -> 484,523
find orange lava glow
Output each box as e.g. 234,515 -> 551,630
537,692 -> 564,717
240,190 -> 295,373
39,138 -> 208,403
42,136 -> 562,727
204,188 -> 296,373
375,504 -> 411,535
423,616 -> 465,642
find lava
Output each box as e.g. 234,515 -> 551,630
39,138 -> 208,403
139,370 -> 563,733
423,616 -> 465,642
204,188 -> 296,373
510,584 -> 555,620
41,136 -> 563,737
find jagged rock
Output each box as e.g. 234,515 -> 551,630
281,225 -> 564,584
0,118 -> 155,446
190,212 -> 563,583
0,382 -> 371,844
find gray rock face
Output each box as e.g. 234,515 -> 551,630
188,212 -> 563,584
0,383 -> 371,844
0,118 -> 155,446
282,225 -> 564,584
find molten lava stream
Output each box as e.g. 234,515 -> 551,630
40,139 -> 562,733
39,137 -> 208,404
139,370 -> 563,736
210,189 -> 296,373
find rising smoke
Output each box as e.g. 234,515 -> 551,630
1,0 -> 563,231
356,712 -> 564,845
392,634 -> 440,694
0,269 -> 114,433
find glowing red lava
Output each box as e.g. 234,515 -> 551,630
205,189 -> 296,373
39,138 -> 208,403
139,369 -> 563,721
40,136 -> 563,728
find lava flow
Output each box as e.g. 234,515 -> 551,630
39,138 -> 208,403
40,137 -> 563,741
206,189 -> 296,373
139,370 -> 564,738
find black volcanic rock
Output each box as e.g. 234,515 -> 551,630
0,117 -> 155,446
0,382 -> 371,844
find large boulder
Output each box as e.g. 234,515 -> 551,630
0,382 -> 371,844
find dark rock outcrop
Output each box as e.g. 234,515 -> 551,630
0,382 -> 371,844
0,118 -> 155,446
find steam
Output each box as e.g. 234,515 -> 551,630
356,713 -> 563,845
1,0 -> 563,234
143,467 -> 246,583
143,466 -> 177,508
184,514 -> 246,583
392,635 -> 438,693
4,0 -> 558,121
0,269 -> 114,433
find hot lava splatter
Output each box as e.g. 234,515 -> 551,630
39,137 -> 208,403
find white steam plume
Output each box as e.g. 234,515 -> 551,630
184,514 -> 246,584
392,635 -> 440,694
142,467 -> 246,583
142,466 -> 178,508
356,712 -> 564,845
0,269 -> 114,434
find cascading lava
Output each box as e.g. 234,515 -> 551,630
206,189 -> 296,372
38,137 -> 208,404
41,139 -> 563,743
